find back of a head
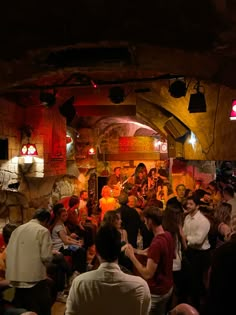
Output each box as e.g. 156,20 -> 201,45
2,223 -> 18,245
33,208 -> 51,223
118,191 -> 128,205
102,210 -> 119,227
143,206 -> 163,226
53,203 -> 64,216
95,225 -> 121,262
69,195 -> 79,207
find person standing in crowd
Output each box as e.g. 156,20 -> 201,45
66,225 -> 151,315
125,206 -> 174,315
99,185 -> 118,220
205,215 -> 236,315
182,196 -> 211,311
78,190 -> 88,211
208,181 -> 222,208
6,208 -> 53,315
166,184 -> 186,213
162,206 -> 187,307
223,185 -> 236,218
118,192 -> 142,248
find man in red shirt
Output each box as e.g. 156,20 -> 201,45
125,206 -> 174,315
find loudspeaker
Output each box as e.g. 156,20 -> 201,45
167,135 -> 184,158
164,117 -> 189,140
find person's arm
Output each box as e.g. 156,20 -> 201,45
125,244 -> 157,280
179,225 -> 187,250
134,247 -> 149,256
58,229 -> 82,246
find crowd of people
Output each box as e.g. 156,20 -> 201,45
0,164 -> 236,315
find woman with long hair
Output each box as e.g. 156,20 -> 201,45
99,186 -> 118,221
162,206 -> 186,307
102,210 -> 133,272
51,203 -> 87,274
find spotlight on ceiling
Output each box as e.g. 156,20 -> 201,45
109,86 -> 125,104
188,81 -> 206,113
230,99 -> 236,120
40,90 -> 56,108
169,79 -> 187,98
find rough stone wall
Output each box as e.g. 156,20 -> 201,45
0,98 -> 22,188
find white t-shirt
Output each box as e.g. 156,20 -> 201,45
51,224 -> 68,251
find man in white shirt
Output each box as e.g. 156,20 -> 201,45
65,225 -> 151,315
183,196 -> 211,311
6,208 -> 53,315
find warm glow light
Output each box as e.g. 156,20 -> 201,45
20,143 -> 38,156
91,80 -> 97,88
24,156 -> 33,163
154,140 -> 162,148
189,132 -> 197,148
66,135 -> 73,144
230,100 -> 236,120
88,147 -> 96,155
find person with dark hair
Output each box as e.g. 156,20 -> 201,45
205,215 -> 236,315
208,181 -> 222,208
0,224 -> 18,279
162,207 -> 186,306
125,206 -> 174,315
51,203 -> 87,274
166,184 -> 186,213
117,192 -> 142,248
66,225 -> 151,315
223,185 -> 236,219
102,210 -> 133,272
107,166 -> 123,189
182,196 -> 211,311
6,208 -> 53,315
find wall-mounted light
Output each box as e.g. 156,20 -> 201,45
188,131 -> 197,149
66,135 -> 73,144
20,143 -> 38,156
230,99 -> 236,120
19,124 -> 38,157
88,147 -> 96,155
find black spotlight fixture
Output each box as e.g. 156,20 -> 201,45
40,90 -> 56,108
169,79 -> 187,98
188,81 -> 206,113
109,86 -> 125,104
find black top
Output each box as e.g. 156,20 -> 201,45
166,196 -> 183,213
118,204 -> 141,248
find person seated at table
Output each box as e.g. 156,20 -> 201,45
50,203 -> 87,274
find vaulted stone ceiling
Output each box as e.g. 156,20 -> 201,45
1,0 -> 236,160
